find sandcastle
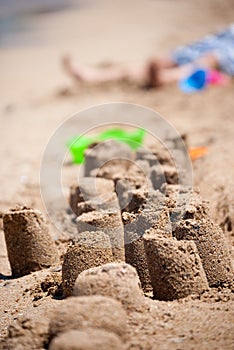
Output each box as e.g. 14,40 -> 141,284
62,231 -> 113,296
3,207 -> 59,277
144,233 -> 209,300
2,137 -> 233,350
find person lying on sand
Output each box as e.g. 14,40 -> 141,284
63,24 -> 234,88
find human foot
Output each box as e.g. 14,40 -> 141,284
62,55 -> 100,83
62,55 -> 83,81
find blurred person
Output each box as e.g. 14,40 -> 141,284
63,24 -> 234,87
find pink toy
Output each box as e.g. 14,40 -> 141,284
207,70 -> 229,86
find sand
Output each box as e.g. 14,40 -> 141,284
0,0 -> 234,349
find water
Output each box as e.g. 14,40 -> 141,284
0,0 -> 80,47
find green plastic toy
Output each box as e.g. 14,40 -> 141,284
67,128 -> 146,164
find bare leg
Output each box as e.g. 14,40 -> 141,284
62,56 -> 150,84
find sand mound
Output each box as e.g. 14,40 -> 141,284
73,262 -> 146,312
49,295 -> 127,339
48,328 -> 124,350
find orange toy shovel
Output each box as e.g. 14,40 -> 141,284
189,146 -> 208,161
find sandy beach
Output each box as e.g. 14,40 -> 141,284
0,0 -> 234,349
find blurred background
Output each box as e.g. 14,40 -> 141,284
1,0 -> 233,103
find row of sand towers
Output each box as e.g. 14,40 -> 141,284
2,139 -> 233,349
